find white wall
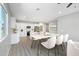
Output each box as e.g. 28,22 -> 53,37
57,12 -> 79,41
0,4 -> 11,55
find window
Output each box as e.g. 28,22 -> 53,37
0,4 -> 8,40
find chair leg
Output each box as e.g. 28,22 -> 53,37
54,47 -> 56,56
64,42 -> 67,56
31,40 -> 34,48
62,42 -> 67,51
57,45 -> 59,56
31,40 -> 33,48
61,44 -> 64,51
48,49 -> 50,56
64,42 -> 67,49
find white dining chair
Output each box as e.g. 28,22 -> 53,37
67,40 -> 79,56
56,35 -> 64,45
45,32 -> 50,35
41,36 -> 56,56
63,34 -> 69,43
62,34 -> 69,50
56,35 -> 64,55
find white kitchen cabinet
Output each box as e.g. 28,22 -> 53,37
49,23 -> 57,33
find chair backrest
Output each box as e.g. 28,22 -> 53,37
63,34 -> 69,42
67,40 -> 79,56
56,35 -> 64,45
45,32 -> 50,35
47,36 -> 57,49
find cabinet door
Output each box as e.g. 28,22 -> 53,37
49,23 -> 57,33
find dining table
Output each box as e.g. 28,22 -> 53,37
31,34 -> 51,56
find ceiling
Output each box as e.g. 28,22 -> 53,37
8,3 -> 79,23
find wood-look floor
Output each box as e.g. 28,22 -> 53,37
8,37 -> 67,56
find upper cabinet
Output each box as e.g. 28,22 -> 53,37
49,21 -> 57,33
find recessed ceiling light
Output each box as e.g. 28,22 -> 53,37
58,11 -> 62,14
